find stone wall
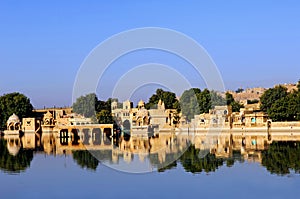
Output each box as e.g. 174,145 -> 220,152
271,121 -> 300,127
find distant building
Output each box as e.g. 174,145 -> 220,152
231,103 -> 268,128
228,87 -> 267,104
3,113 -> 22,135
111,99 -> 179,133
277,83 -> 297,92
192,103 -> 268,129
192,105 -> 232,128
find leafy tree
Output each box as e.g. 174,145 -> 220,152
145,89 -> 178,109
72,93 -> 98,118
72,150 -> 99,170
0,92 -> 33,129
210,90 -> 226,108
268,92 -> 299,121
73,94 -> 117,125
180,89 -> 226,121
0,139 -> 33,173
173,100 -> 181,113
180,88 -> 201,121
235,88 -> 244,93
96,110 -> 113,124
260,83 -> 300,121
260,85 -> 288,113
96,98 -> 112,112
96,98 -> 115,124
296,92 -> 300,120
225,92 -> 244,112
198,89 -> 211,113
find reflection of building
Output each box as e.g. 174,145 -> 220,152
1,108 -> 114,156
5,135 -> 21,156
3,133 -> 40,156
2,126 -> 300,172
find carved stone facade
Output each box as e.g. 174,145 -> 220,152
43,111 -> 55,126
7,113 -> 21,131
193,106 -> 232,128
111,99 -> 178,132
192,104 -> 268,129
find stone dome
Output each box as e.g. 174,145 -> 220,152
7,113 -> 20,124
138,100 -> 145,107
44,111 -> 53,119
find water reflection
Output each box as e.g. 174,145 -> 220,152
0,138 -> 34,174
0,131 -> 300,176
261,142 -> 300,175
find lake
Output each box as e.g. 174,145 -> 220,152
1,132 -> 300,199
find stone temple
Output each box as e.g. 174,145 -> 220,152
111,99 -> 179,135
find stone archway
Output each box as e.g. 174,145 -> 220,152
92,128 -> 101,145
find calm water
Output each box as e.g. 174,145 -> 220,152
1,133 -> 300,199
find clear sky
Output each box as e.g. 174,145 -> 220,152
1,0 -> 299,108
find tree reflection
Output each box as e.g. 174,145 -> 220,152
0,139 -> 33,173
158,161 -> 177,172
154,147 -> 246,173
261,141 -> 300,175
179,145 -> 224,173
149,152 -> 181,172
72,150 -> 99,171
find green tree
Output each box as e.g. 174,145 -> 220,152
296,92 -> 300,120
96,110 -> 113,124
73,94 -> 116,125
198,89 -> 212,113
210,90 -> 226,108
268,92 -> 299,121
72,93 -> 98,118
0,92 -> 33,129
260,85 -> 288,113
96,98 -> 115,124
260,84 -> 300,121
235,88 -> 244,93
180,88 -> 201,121
180,89 -> 225,121
145,89 -> 178,109
96,98 -> 112,112
225,92 -> 244,112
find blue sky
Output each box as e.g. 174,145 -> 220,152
0,1 -> 300,108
